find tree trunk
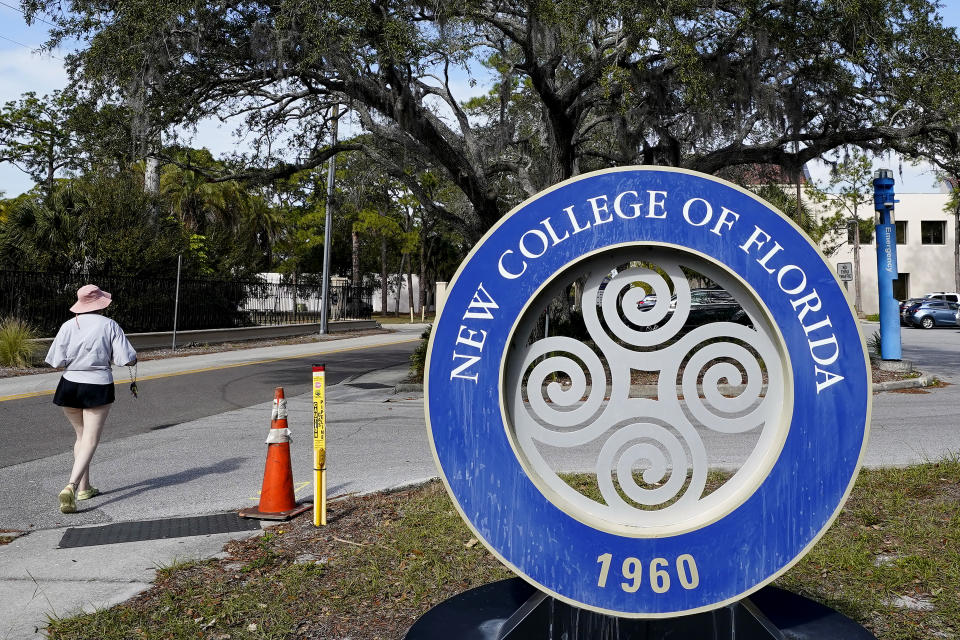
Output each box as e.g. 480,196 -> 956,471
47,133 -> 56,193
380,234 -> 388,317
573,279 -> 584,313
352,228 -> 360,288
394,254 -> 404,316
795,175 -> 802,223
419,235 -> 428,322
407,254 -> 415,322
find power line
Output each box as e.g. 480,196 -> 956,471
0,0 -> 59,28
0,32 -> 59,59
0,32 -> 31,49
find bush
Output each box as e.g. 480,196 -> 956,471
409,325 -> 432,382
0,317 -> 39,367
868,330 -> 882,359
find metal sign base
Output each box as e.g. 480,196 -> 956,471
405,578 -> 877,640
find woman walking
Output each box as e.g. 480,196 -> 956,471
45,284 -> 137,513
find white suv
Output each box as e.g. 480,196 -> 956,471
924,292 -> 960,303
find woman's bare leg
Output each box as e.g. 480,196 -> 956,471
61,407 -> 90,490
66,404 -> 110,490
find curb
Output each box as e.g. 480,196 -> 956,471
872,375 -> 937,392
396,377 -> 939,395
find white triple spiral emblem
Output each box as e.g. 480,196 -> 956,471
506,251 -> 788,533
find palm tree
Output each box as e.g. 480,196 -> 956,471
0,182 -> 88,271
159,162 -> 240,234
240,191 -> 286,269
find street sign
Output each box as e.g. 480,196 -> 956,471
837,262 -> 854,281
426,167 -> 870,618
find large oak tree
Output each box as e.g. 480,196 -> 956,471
26,0 -> 960,239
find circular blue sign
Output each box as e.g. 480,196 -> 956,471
425,167 -> 870,617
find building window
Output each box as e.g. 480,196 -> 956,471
895,220 -> 907,244
893,273 -> 909,301
847,220 -> 874,244
921,221 -> 946,245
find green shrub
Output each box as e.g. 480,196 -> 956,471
409,325 -> 432,382
0,317 -> 39,367
867,330 -> 882,359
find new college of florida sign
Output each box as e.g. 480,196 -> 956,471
425,167 -> 871,618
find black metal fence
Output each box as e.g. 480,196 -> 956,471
0,270 -> 373,336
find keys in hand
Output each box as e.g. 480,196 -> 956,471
130,381 -> 139,398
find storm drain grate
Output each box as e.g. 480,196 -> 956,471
347,382 -> 393,389
58,513 -> 262,549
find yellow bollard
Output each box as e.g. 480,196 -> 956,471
312,364 -> 327,526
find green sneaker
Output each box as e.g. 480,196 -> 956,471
59,484 -> 76,514
76,487 -> 100,500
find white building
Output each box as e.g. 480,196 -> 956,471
372,274 -> 430,314
819,191 -> 956,314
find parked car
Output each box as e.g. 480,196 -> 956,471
923,291 -> 960,303
905,299 -> 960,329
636,288 -> 751,330
899,298 -> 927,325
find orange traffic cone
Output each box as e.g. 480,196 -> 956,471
239,387 -> 312,520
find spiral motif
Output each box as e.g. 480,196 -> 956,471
596,423 -> 703,510
512,336 -> 609,445
582,262 -> 691,349
505,248 -> 787,531
668,323 -> 778,434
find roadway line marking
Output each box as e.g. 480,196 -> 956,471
0,338 -> 419,403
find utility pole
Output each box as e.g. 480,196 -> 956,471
320,104 -> 339,335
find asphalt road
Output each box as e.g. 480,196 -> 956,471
0,341 -> 417,469
894,321 -> 960,379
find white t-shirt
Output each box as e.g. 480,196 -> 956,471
45,313 -> 138,385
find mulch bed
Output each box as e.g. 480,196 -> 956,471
49,482 -> 511,640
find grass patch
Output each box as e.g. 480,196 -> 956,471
777,460 -> 960,639
374,313 -> 435,325
562,469 -> 730,508
0,529 -> 25,545
46,463 -> 960,639
153,557 -> 202,581
0,317 -> 39,367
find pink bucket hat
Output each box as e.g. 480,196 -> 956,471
70,284 -> 112,313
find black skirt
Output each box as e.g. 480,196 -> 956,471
53,377 -> 115,409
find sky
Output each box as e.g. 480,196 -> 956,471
1,2 -> 960,197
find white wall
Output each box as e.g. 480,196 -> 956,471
819,193 -> 955,314
252,272 -> 437,315
372,275 -> 430,314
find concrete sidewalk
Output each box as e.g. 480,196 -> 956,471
0,325 -> 434,640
